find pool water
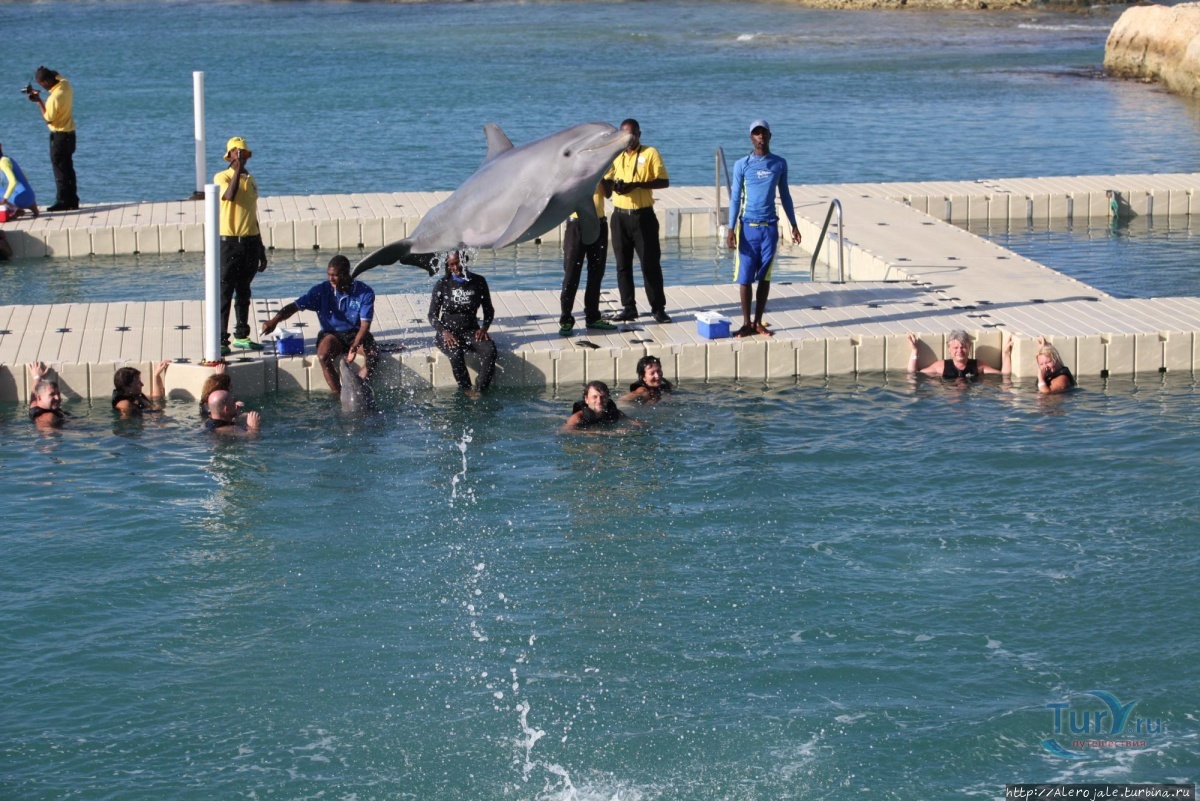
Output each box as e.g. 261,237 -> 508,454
3,376 -> 1197,799
969,216 -> 1200,299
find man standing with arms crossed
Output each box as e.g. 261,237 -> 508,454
26,66 -> 78,212
215,136 -> 268,355
726,120 -> 801,338
603,119 -> 671,324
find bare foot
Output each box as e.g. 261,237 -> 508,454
8,209 -> 24,221
755,322 -> 774,337
464,388 -> 481,399
733,324 -> 756,338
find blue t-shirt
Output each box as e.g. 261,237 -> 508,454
294,280 -> 375,333
729,153 -> 797,228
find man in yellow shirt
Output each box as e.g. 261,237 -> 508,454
27,66 -> 78,212
214,136 -> 268,354
602,119 -> 671,324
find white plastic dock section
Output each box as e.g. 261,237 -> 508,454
2,173 -> 1200,402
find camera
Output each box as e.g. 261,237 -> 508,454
613,179 -> 629,193
21,83 -> 35,97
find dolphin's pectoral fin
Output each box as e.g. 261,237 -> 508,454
353,240 -> 419,278
576,201 -> 602,247
490,197 -> 554,250
482,123 -> 515,164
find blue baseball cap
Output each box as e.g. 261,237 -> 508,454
749,119 -> 770,134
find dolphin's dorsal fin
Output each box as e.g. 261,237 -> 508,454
482,123 -> 515,164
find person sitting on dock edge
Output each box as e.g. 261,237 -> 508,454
428,250 -> 496,398
216,136 -> 268,355
261,255 -> 379,396
726,119 -> 801,338
0,142 -> 39,220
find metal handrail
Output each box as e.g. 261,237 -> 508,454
715,147 -> 731,232
809,199 -> 845,283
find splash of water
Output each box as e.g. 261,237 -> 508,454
449,428 -> 474,506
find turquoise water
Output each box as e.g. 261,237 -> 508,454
4,2 -> 1200,798
3,378 -> 1198,799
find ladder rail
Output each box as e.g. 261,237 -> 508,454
809,198 -> 845,283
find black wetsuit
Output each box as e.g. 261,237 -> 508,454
942,359 -> 979,380
1045,365 -> 1076,388
203,418 -> 236,432
112,391 -> 152,413
29,406 -> 65,425
428,272 -> 497,391
572,398 -> 622,428
629,378 -> 674,400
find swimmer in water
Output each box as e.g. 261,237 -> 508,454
1035,336 -> 1075,394
112,360 -> 170,417
203,389 -> 261,436
620,354 -> 674,404
907,330 -> 1012,379
564,380 -> 637,432
27,361 -> 64,428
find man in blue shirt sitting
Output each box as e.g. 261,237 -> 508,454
726,119 -> 802,338
261,255 -> 379,394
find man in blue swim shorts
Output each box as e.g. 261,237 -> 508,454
726,119 -> 801,338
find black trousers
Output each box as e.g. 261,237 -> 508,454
610,209 -> 666,316
559,217 -> 608,327
49,131 -> 78,207
438,330 -> 497,391
220,237 -> 262,343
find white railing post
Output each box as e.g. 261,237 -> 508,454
192,71 -> 206,199
203,184 -> 221,363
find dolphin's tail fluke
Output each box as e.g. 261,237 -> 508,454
352,240 -> 438,278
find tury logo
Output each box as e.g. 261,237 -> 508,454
1042,691 -> 1163,758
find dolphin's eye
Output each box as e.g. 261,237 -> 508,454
562,149 -> 572,157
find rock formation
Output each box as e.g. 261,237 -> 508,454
1105,3 -> 1200,97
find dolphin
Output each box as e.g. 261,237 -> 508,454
337,358 -> 377,414
352,122 -> 633,278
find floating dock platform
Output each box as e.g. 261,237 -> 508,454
3,174 -> 1199,402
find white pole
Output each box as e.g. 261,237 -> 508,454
203,183 -> 221,363
193,71 -> 206,198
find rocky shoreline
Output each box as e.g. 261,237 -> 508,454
1105,3 -> 1200,97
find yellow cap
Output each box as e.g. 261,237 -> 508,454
224,136 -> 251,161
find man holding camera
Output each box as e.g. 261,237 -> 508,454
602,118 -> 671,324
215,136 -> 268,355
25,66 -> 78,212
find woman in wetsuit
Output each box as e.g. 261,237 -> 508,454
428,251 -> 496,397
620,355 -> 674,404
564,380 -> 632,431
907,330 -> 1012,379
112,360 -> 169,416
1035,336 -> 1075,394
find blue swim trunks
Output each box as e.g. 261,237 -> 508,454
734,220 -> 779,285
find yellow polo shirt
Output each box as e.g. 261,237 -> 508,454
603,145 -> 667,210
214,167 -> 261,237
42,78 -> 75,133
569,183 -> 607,221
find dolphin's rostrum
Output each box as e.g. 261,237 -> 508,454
352,122 -> 632,278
